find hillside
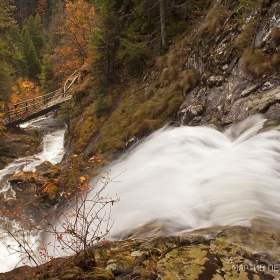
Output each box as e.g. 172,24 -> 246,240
59,0 -> 280,169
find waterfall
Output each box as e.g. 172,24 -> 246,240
86,114 -> 280,239
2,113 -> 280,272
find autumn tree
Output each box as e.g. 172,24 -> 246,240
35,0 -> 48,19
47,0 -> 96,82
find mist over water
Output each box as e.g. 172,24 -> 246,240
86,114 -> 280,238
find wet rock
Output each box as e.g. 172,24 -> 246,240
36,160 -> 61,178
0,129 -> 41,169
8,171 -> 37,184
179,103 -> 206,125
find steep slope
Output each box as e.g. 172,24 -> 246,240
62,0 -> 280,167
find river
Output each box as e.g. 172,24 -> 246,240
0,117 -> 66,273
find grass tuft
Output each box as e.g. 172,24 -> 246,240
269,27 -> 280,46
179,70 -> 200,93
197,6 -> 225,38
241,48 -> 271,78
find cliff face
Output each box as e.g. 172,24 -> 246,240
178,0 -> 280,127
65,0 -> 280,162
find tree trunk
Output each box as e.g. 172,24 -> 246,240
159,0 -> 166,49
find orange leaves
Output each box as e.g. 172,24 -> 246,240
35,0 -> 48,18
79,176 -> 86,182
78,175 -> 89,191
41,183 -> 53,194
88,156 -> 102,163
50,0 -> 96,79
10,78 -> 40,106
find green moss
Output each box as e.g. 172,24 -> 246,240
59,265 -> 84,279
86,268 -> 114,280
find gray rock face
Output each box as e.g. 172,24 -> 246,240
178,0 -> 280,127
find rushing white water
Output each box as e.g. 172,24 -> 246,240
0,118 -> 66,273
4,113 -> 280,271
83,114 -> 280,239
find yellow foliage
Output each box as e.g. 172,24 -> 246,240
10,78 -> 40,106
50,0 -> 96,80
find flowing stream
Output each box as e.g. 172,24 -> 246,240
0,117 -> 66,273
2,113 -> 280,272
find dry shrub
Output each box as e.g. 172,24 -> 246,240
269,27 -> 280,46
235,21 -> 258,52
179,70 -> 200,93
197,6 -> 225,38
272,52 -> 280,66
242,49 -> 271,78
0,125 -> 6,136
166,95 -> 183,116
167,49 -> 178,68
159,67 -> 178,86
155,56 -> 167,71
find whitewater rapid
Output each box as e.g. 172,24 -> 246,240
0,117 -> 66,273
3,113 -> 280,272
83,114 -> 280,239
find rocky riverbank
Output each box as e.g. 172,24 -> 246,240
0,126 -> 41,170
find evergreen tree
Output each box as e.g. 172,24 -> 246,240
21,15 -> 44,79
0,0 -> 23,106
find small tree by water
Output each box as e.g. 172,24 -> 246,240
0,170 -> 120,273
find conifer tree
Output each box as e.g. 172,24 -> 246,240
0,0 -> 23,106
21,15 -> 44,79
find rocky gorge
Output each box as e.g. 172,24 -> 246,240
1,0 -> 280,279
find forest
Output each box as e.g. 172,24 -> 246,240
0,0 -> 210,111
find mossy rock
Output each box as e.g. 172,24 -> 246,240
59,265 -> 84,279
106,254 -> 135,276
36,160 -> 61,178
8,171 -> 38,184
40,183 -> 59,202
84,268 -> 115,280
156,238 -> 276,280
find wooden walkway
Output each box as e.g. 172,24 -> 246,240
0,70 -> 79,127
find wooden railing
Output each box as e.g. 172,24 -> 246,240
0,70 -> 79,126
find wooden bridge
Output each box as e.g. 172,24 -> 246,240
0,70 -> 79,127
